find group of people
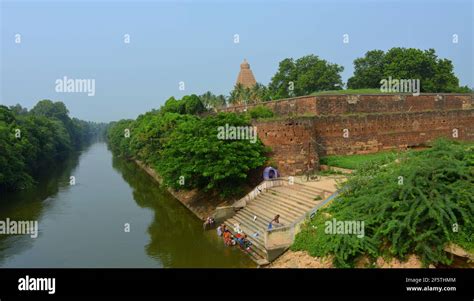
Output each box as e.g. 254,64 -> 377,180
214,214 -> 284,249
216,224 -> 252,251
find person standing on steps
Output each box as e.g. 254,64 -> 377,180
268,214 -> 283,230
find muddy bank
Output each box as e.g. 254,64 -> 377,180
268,250 -> 426,268
268,249 -> 473,268
135,160 -> 235,220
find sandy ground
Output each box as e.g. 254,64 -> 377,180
294,175 -> 346,193
268,250 -> 426,268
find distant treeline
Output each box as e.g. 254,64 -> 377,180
0,100 -> 108,191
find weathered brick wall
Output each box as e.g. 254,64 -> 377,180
255,109 -> 474,175
228,94 -> 474,175
313,110 -> 474,156
254,118 -> 318,176
314,94 -> 470,115
220,94 -> 472,116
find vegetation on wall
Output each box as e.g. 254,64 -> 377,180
292,139 -> 474,267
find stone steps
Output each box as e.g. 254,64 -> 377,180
253,195 -> 305,220
221,181 -> 331,265
267,188 -> 318,210
259,193 -> 314,215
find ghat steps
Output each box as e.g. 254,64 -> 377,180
223,181 -> 327,266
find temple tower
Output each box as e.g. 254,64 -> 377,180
235,59 -> 257,88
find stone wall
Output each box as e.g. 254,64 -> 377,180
254,109 -> 474,175
221,94 -> 472,116
222,93 -> 474,176
254,118 -> 318,176
313,109 -> 474,156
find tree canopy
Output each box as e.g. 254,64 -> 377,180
268,55 -> 344,99
0,101 -> 104,191
347,48 -> 470,92
107,98 -> 269,197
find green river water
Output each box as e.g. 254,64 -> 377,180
0,142 -> 254,268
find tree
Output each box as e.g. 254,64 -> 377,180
1,101 -> 101,192
268,55 -> 344,99
229,82 -> 269,105
155,113 -> 268,196
348,48 -> 464,92
229,83 -> 247,105
249,83 -> 271,103
182,94 -> 205,115
200,91 -> 227,110
160,95 -> 206,115
347,50 -> 385,89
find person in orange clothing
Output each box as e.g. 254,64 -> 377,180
223,230 -> 235,246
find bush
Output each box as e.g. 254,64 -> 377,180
292,139 -> 474,267
247,106 -> 274,119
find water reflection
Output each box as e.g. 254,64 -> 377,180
0,143 -> 253,268
0,148 -> 83,265
111,156 -> 254,268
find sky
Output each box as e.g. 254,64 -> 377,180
1,0 -> 473,122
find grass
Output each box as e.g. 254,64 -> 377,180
321,141 -> 473,170
320,151 -> 400,170
311,88 -> 395,95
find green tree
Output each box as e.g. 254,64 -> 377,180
348,48 -> 464,92
199,91 -> 227,110
155,113 -> 268,196
1,101 -> 98,192
347,50 -> 386,89
268,55 -> 344,99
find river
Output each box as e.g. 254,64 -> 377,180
0,143 -> 254,268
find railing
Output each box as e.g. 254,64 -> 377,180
264,190 -> 340,251
213,177 -> 288,221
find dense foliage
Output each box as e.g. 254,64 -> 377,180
246,106 -> 274,119
347,48 -> 471,92
0,100 -> 105,191
107,97 -> 269,197
199,91 -> 227,110
268,55 -> 344,99
160,94 -> 206,116
229,83 -> 271,105
292,139 -> 474,267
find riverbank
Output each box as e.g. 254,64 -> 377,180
135,160 -> 235,220
267,250 -> 426,268
268,248 -> 474,268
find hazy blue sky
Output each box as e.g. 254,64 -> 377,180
1,0 -> 472,122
